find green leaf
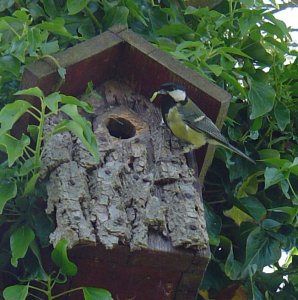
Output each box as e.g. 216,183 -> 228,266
241,227 -> 281,278
238,196 -> 267,221
31,212 -> 54,247
83,287 -> 113,300
262,219 -> 281,230
264,13 -> 291,40
242,38 -> 273,65
27,125 -> 39,141
0,100 -> 32,135
124,0 -> 148,26
40,41 -> 60,55
225,246 -> 242,280
67,0 -> 88,15
58,67 -> 66,79
44,92 -> 61,113
55,104 -> 98,162
10,225 -> 35,267
15,87 -> 44,98
60,95 -> 93,113
217,47 -> 252,59
54,119 -> 99,163
38,18 -> 75,39
156,23 -> 193,37
223,206 -> 254,226
29,241 -> 47,281
103,6 -> 129,29
274,102 -> 290,131
3,285 -> 29,300
264,167 -> 284,189
220,71 -> 246,97
0,181 -> 17,214
248,79 -> 275,119
51,239 -> 78,276
0,134 -> 30,166
258,149 -> 280,160
0,55 -> 21,77
0,0 -> 14,12
236,172 -> 260,198
206,64 -> 223,76
281,179 -> 290,199
23,173 -> 40,196
268,206 -> 298,224
204,204 -> 221,246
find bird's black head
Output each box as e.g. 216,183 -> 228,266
160,82 -> 186,92
151,82 -> 187,103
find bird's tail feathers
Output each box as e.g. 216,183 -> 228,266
226,143 -> 255,164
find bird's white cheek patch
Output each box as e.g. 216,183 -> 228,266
168,90 -> 186,102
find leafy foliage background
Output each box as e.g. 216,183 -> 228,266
0,0 -> 297,299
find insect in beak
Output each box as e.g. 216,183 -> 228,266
150,89 -> 167,102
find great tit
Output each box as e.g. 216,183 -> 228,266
150,82 -> 255,164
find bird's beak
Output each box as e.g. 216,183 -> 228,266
150,89 -> 167,102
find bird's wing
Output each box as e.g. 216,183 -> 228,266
177,99 -> 229,146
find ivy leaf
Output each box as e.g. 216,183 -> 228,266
0,134 -> 30,166
38,18 -> 75,39
10,225 -> 35,267
238,196 -> 267,222
224,206 -> 254,226
0,181 -> 17,214
55,104 -> 99,162
225,246 -> 242,280
44,92 -> 61,113
60,95 -> 93,113
280,180 -> 290,199
258,149 -> 280,160
23,173 -> 40,196
0,100 -> 32,135
103,6 -> 129,29
29,240 -> 47,281
274,101 -> 290,131
204,204 -> 221,246
248,79 -> 275,119
15,87 -> 44,98
0,0 -> 15,13
51,239 -> 78,276
3,285 -> 29,300
268,206 -> 298,224
58,67 -> 66,79
40,41 -> 60,55
0,55 -> 21,77
236,172 -> 260,198
241,227 -> 280,278
67,0 -> 88,15
83,287 -> 113,300
54,119 -> 99,163
264,167 -> 284,189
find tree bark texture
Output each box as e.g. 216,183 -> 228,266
42,80 -> 208,252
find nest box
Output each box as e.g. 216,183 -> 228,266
21,26 -> 231,300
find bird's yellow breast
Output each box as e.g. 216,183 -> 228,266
167,107 -> 207,148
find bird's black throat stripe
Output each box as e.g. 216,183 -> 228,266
160,95 -> 188,126
160,95 -> 176,126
